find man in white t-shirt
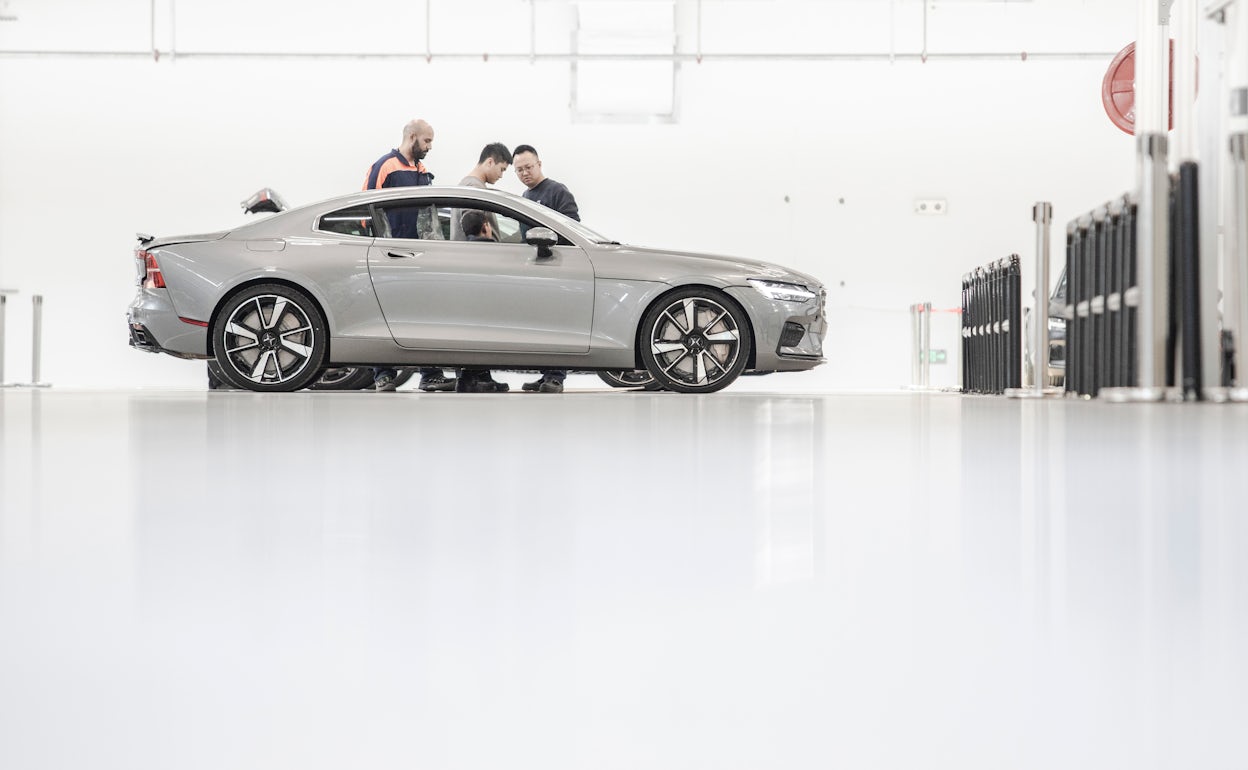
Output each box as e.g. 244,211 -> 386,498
449,142 -> 512,241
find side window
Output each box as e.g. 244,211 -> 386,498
376,202 -> 446,241
318,205 -> 374,237
378,198 -> 570,245
449,206 -> 528,244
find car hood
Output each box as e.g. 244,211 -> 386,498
594,244 -> 822,288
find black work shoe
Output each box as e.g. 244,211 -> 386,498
419,374 -> 456,392
477,373 -> 509,393
457,375 -> 510,393
374,374 -> 398,392
523,375 -> 564,393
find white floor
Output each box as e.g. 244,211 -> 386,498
1,386 -> 1246,770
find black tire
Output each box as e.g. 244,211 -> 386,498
211,283 -> 327,392
391,368 -> 418,389
639,287 -> 752,394
206,360 -> 235,390
308,367 -> 375,391
597,370 -> 663,390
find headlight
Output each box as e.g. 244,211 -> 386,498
748,279 -> 817,303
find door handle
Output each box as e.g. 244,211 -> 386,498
386,250 -> 421,259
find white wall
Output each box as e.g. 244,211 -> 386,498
0,0 -> 1139,389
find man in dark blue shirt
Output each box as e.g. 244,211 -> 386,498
513,144 -> 579,393
363,119 -> 454,392
513,144 -> 580,222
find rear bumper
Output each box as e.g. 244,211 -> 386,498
127,289 -> 209,358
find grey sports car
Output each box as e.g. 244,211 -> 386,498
128,186 -> 826,393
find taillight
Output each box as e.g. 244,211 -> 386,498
137,249 -> 166,289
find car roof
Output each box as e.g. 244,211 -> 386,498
305,185 -> 531,211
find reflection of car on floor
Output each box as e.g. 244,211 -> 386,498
129,185 -> 826,394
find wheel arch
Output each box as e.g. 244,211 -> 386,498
206,277 -> 332,361
631,282 -> 757,372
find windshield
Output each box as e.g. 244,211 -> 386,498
506,194 -> 614,244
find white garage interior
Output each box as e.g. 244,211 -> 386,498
2,1 -> 1248,769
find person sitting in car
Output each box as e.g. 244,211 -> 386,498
455,211 -> 509,393
461,210 -> 497,242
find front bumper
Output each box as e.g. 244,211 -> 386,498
127,288 -> 209,358
725,285 -> 826,372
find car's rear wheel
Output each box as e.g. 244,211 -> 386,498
639,288 -> 751,394
597,370 -> 663,390
212,283 -> 327,392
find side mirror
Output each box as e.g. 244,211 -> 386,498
525,227 -> 558,259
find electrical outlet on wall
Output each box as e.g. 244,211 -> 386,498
914,199 -> 947,215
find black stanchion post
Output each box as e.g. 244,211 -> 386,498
1072,216 -> 1090,396
961,281 -> 970,392
1007,254 -> 1022,390
1178,161 -> 1203,399
1166,177 -> 1180,388
1068,219 -> 1078,394
1107,201 -> 1125,388
1125,197 -> 1140,386
1093,209 -> 1109,397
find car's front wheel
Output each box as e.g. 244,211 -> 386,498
639,288 -> 751,394
212,283 -> 327,392
309,367 -> 375,391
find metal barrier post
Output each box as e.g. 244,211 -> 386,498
19,294 -> 51,388
1104,136 -> 1170,402
922,301 -> 932,388
1226,0 -> 1248,400
1009,203 -> 1060,398
911,303 -> 921,387
1105,0 -> 1171,401
0,289 -> 15,388
1231,133 -> 1248,399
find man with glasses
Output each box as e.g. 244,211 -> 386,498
512,144 -> 579,393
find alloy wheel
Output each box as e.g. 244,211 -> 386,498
648,296 -> 742,389
222,294 -> 318,386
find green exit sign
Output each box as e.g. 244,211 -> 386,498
929,349 -> 947,364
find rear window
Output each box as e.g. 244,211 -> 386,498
318,205 -> 374,238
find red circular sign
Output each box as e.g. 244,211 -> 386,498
1103,40 -> 1181,135
1103,40 -> 1198,135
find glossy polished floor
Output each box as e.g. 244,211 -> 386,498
1,386 -> 1246,770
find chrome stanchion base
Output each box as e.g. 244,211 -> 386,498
1200,387 -> 1232,403
1099,386 -> 1170,403
1005,387 -> 1063,399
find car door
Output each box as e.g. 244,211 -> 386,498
366,197 -> 595,353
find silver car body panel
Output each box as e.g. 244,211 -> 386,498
128,186 -> 826,374
368,240 -> 594,353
